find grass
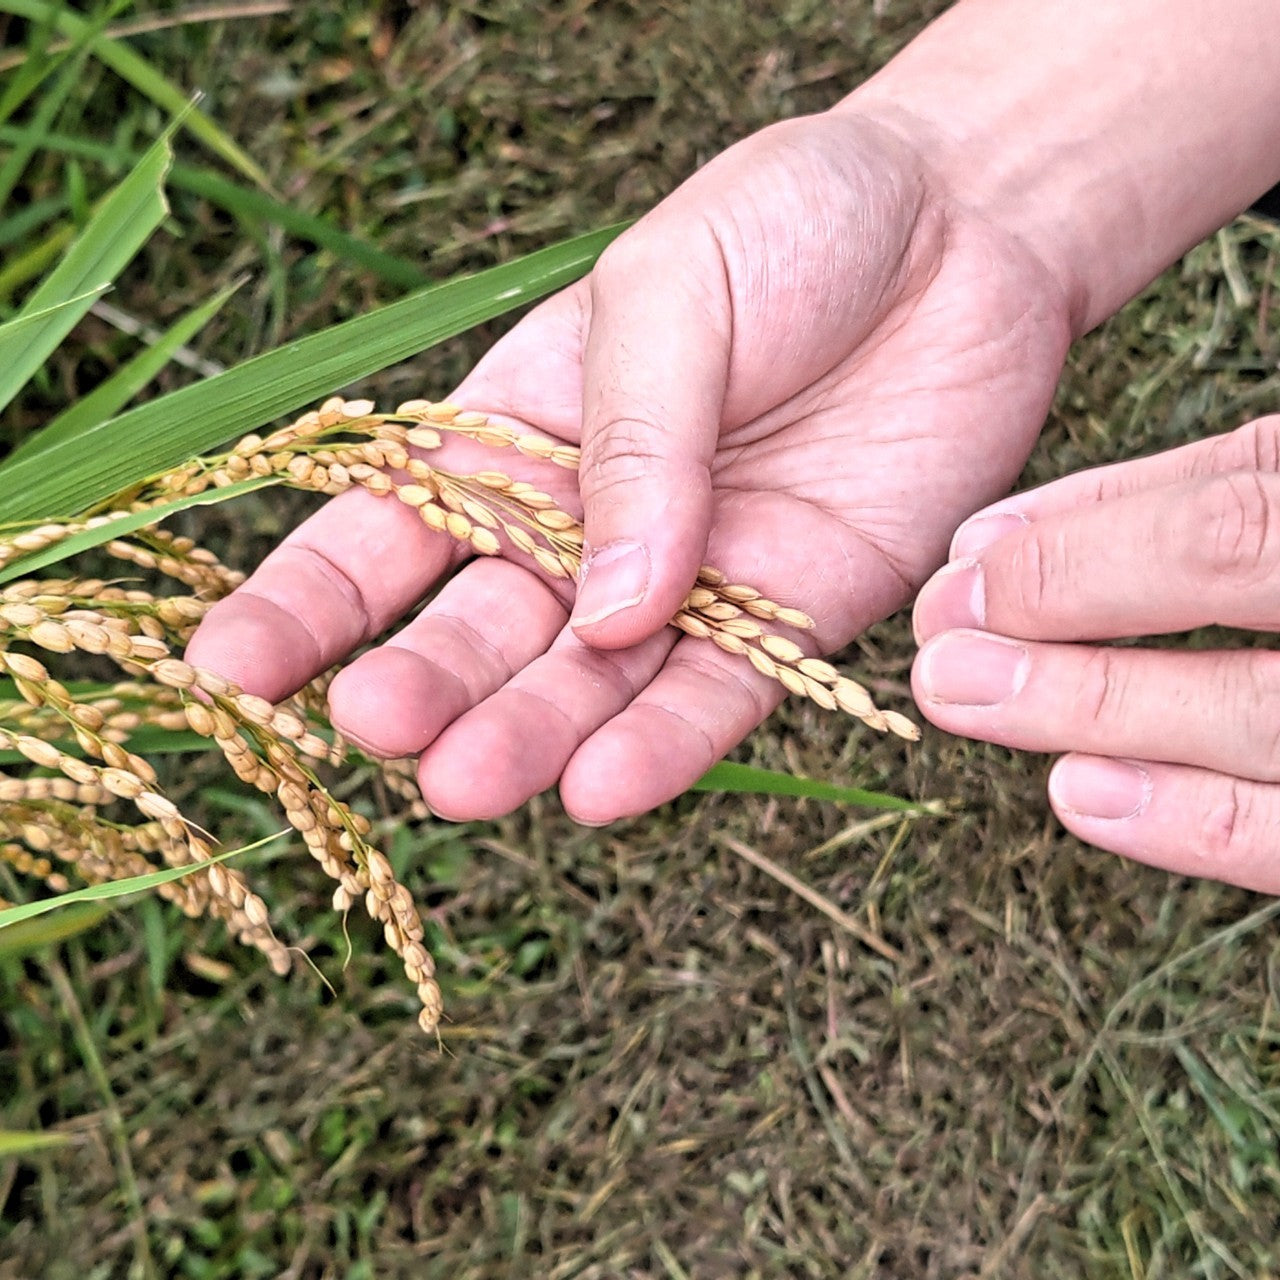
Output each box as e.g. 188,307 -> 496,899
3,2 -> 1280,1278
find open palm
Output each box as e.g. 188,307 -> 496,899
188,110 -> 1073,822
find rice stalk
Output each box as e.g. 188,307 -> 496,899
0,395 -> 918,1040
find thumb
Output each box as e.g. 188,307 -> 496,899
570,220 -> 730,648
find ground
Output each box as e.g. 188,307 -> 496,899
2,2 -> 1280,1278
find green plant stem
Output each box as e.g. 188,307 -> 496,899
44,957 -> 157,1280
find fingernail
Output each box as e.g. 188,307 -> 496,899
573,541 -> 650,628
917,631 -> 1029,706
950,511 -> 1029,560
913,557 -> 984,644
1049,756 -> 1151,821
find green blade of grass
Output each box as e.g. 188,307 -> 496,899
0,0 -> 270,189
8,277 -> 246,466
0,286 -> 110,342
694,760 -> 937,813
0,224 -> 625,521
0,24 -> 97,210
0,475 -> 274,583
0,830 -> 285,930
173,166 -> 429,290
0,193 -> 66,251
0,214 -> 73,301
0,126 -> 429,290
0,132 -> 169,416
0,1130 -> 72,1156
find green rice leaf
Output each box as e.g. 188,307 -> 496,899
0,901 -> 113,957
0,126 -> 428,289
0,475 -> 275,584
9,278 -> 246,466
0,133 -> 169,415
0,0 -> 270,188
0,287 -> 110,341
0,830 -> 285,930
694,761 -> 937,813
0,224 -> 625,521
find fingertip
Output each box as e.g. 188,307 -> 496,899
1047,753 -> 1152,824
185,593 -> 320,702
417,708 -> 544,822
948,509 -> 1030,561
569,539 -> 652,638
328,648 -> 445,760
912,558 -> 985,645
559,725 -> 640,825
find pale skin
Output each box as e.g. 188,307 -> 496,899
189,1 -> 1280,891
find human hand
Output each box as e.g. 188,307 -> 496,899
187,108 -> 1072,823
912,416 -> 1280,895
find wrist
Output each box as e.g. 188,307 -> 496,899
837,0 -> 1280,339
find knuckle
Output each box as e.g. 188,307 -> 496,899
284,542 -> 373,638
580,422 -> 671,498
1077,647 -> 1128,727
1209,416 -> 1280,476
676,648 -> 772,724
1200,777 -> 1259,866
1182,471 -> 1280,583
591,233 -> 659,293
580,420 -> 709,513
1002,530 -> 1064,621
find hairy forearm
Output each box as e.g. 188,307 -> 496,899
842,0 -> 1280,336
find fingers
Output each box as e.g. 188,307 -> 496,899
419,624 -> 786,824
915,469 -> 1280,643
558,494 -> 909,824
915,631 -> 1280,783
417,626 -> 677,821
1047,755 -> 1280,896
559,633 -> 786,823
950,414 -> 1280,558
569,216 -> 730,648
912,422 -> 1280,898
185,487 -> 460,701
326,558 -> 569,760
418,492 -> 902,823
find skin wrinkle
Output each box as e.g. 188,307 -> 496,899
1237,655 -> 1280,781
1078,646 -> 1126,731
1206,778 -> 1251,864
667,647 -> 773,729
554,642 -> 647,707
608,699 -> 720,782
394,638 -> 490,713
279,540 -> 374,645
405,612 -> 517,701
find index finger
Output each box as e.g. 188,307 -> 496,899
951,414 -> 1280,559
915,468 -> 1280,644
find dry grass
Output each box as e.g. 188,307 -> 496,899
3,2 -> 1280,1278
